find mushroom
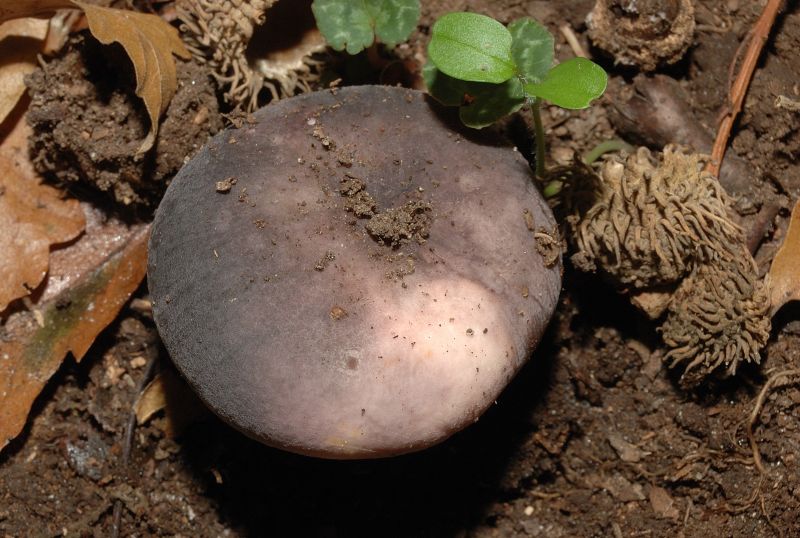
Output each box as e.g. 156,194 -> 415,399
148,86 -> 561,459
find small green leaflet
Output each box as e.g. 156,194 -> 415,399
523,57 -> 608,109
423,63 -> 524,129
426,12 -> 609,127
508,18 -> 553,84
312,0 -> 420,55
370,0 -> 420,46
427,12 -> 515,84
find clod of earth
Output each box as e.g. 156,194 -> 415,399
563,145 -> 770,384
148,85 -> 562,458
25,35 -> 223,206
587,0 -> 695,71
177,0 -> 326,111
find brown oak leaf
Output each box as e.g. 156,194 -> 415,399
0,0 -> 190,154
0,112 -> 84,311
768,200 -> 800,315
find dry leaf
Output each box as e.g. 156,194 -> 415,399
72,1 -> 190,155
0,1 -> 72,23
648,486 -> 679,519
607,431 -> 651,463
135,368 -> 207,438
768,200 -> 800,315
0,207 -> 149,453
1,0 -> 190,155
0,18 -> 49,125
0,112 -> 84,311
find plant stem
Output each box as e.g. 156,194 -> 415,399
582,139 -> 635,165
530,98 -> 547,178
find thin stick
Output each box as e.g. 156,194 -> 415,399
707,0 -> 783,177
746,369 -> 800,474
111,355 -> 159,538
559,24 -> 587,58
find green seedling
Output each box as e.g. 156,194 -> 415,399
311,0 -> 420,55
425,12 -> 608,177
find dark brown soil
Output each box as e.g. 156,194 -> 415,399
3,1 -> 800,536
26,34 -> 223,207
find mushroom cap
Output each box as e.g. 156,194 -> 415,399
148,86 -> 561,459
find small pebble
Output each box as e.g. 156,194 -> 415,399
524,506 -> 534,516
216,177 -> 237,193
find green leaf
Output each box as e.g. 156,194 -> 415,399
424,63 -> 524,129
422,62 -> 466,106
508,18 -> 553,84
370,0 -> 420,47
459,78 -> 525,128
311,0 -> 420,54
427,12 -> 515,84
523,57 -> 607,109
312,0 -> 374,54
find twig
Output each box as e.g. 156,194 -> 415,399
775,95 -> 800,111
746,369 -> 800,474
707,0 -> 784,176
559,24 -> 587,58
110,355 -> 158,538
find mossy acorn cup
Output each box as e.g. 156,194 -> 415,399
147,85 -> 561,459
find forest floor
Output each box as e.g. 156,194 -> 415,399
1,0 -> 800,536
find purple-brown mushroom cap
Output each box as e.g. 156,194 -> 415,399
148,86 -> 561,459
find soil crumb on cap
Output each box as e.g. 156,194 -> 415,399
338,174 -> 433,248
339,175 -> 376,217
366,201 -> 432,247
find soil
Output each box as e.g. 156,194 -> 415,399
26,34 -> 223,207
339,174 -> 433,247
3,0 -> 800,536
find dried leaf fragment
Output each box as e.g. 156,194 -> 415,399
768,200 -> 800,315
72,1 -> 191,155
135,368 -> 206,438
649,486 -> 679,519
0,114 -> 84,311
607,431 -> 650,463
0,0 -> 72,23
0,18 -> 49,125
0,212 -> 149,453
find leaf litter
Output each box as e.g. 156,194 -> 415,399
0,0 -> 202,454
767,200 -> 800,315
0,18 -> 49,125
0,203 -> 149,452
0,108 -> 84,312
0,107 -> 148,452
0,0 -> 190,155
